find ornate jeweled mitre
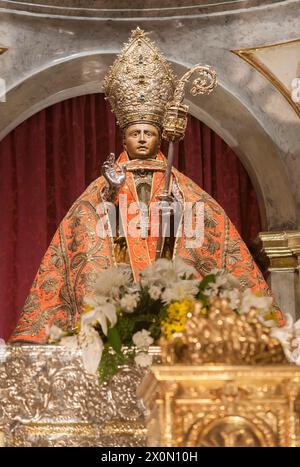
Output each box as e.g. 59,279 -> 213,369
103,27 -> 177,130
104,27 -> 217,141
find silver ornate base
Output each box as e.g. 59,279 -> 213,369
0,345 -> 159,447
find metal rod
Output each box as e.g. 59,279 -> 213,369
163,141 -> 175,194
155,141 -> 175,260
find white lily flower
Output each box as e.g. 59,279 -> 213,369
133,329 -> 153,349
221,273 -> 241,290
81,301 -> 117,336
55,325 -> 103,375
84,295 -> 109,309
59,334 -> 79,350
79,327 -> 104,375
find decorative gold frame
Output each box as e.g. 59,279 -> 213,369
138,364 -> 300,447
233,39 -> 300,119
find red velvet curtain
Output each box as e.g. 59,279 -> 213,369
0,93 -> 261,340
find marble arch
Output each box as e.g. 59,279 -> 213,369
0,52 -> 297,231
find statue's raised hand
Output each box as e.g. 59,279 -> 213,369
101,153 -> 126,189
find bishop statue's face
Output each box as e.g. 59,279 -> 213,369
124,123 -> 160,160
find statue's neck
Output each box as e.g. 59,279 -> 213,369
125,150 -> 158,161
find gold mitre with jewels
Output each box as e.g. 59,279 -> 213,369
103,27 -> 217,141
103,27 -> 176,130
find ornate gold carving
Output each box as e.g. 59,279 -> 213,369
101,420 -> 146,437
189,415 -> 269,447
160,297 -> 286,366
162,65 -> 217,141
138,294 -> 300,447
138,365 -> 300,447
233,39 -> 300,119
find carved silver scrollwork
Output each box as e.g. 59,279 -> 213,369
0,345 -> 153,446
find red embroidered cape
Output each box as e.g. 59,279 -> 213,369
10,151 -> 283,343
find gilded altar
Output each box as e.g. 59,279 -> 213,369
138,364 -> 300,447
135,297 -> 300,447
1,345 -> 300,447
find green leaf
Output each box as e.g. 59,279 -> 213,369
198,274 -> 215,291
98,347 -> 119,384
196,290 -> 209,306
107,326 -> 122,354
98,345 -> 136,384
116,315 -> 135,344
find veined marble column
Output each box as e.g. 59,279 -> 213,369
257,231 -> 300,320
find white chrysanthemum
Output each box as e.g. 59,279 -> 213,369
220,289 -> 241,311
82,300 -> 117,336
141,259 -> 175,286
221,273 -> 241,290
95,267 -> 131,298
161,281 -> 199,304
271,314 -> 300,364
120,293 -> 139,313
141,258 -> 197,289
134,352 -> 153,367
172,257 -> 198,279
239,289 -> 273,315
206,270 -> 241,296
132,329 -> 154,349
126,283 -> 141,294
148,285 -> 162,300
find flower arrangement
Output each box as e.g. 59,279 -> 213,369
46,258 -> 300,383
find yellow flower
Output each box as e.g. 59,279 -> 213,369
83,304 -> 94,314
253,290 -> 264,297
263,309 -> 281,325
75,304 -> 94,333
161,299 -> 194,341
